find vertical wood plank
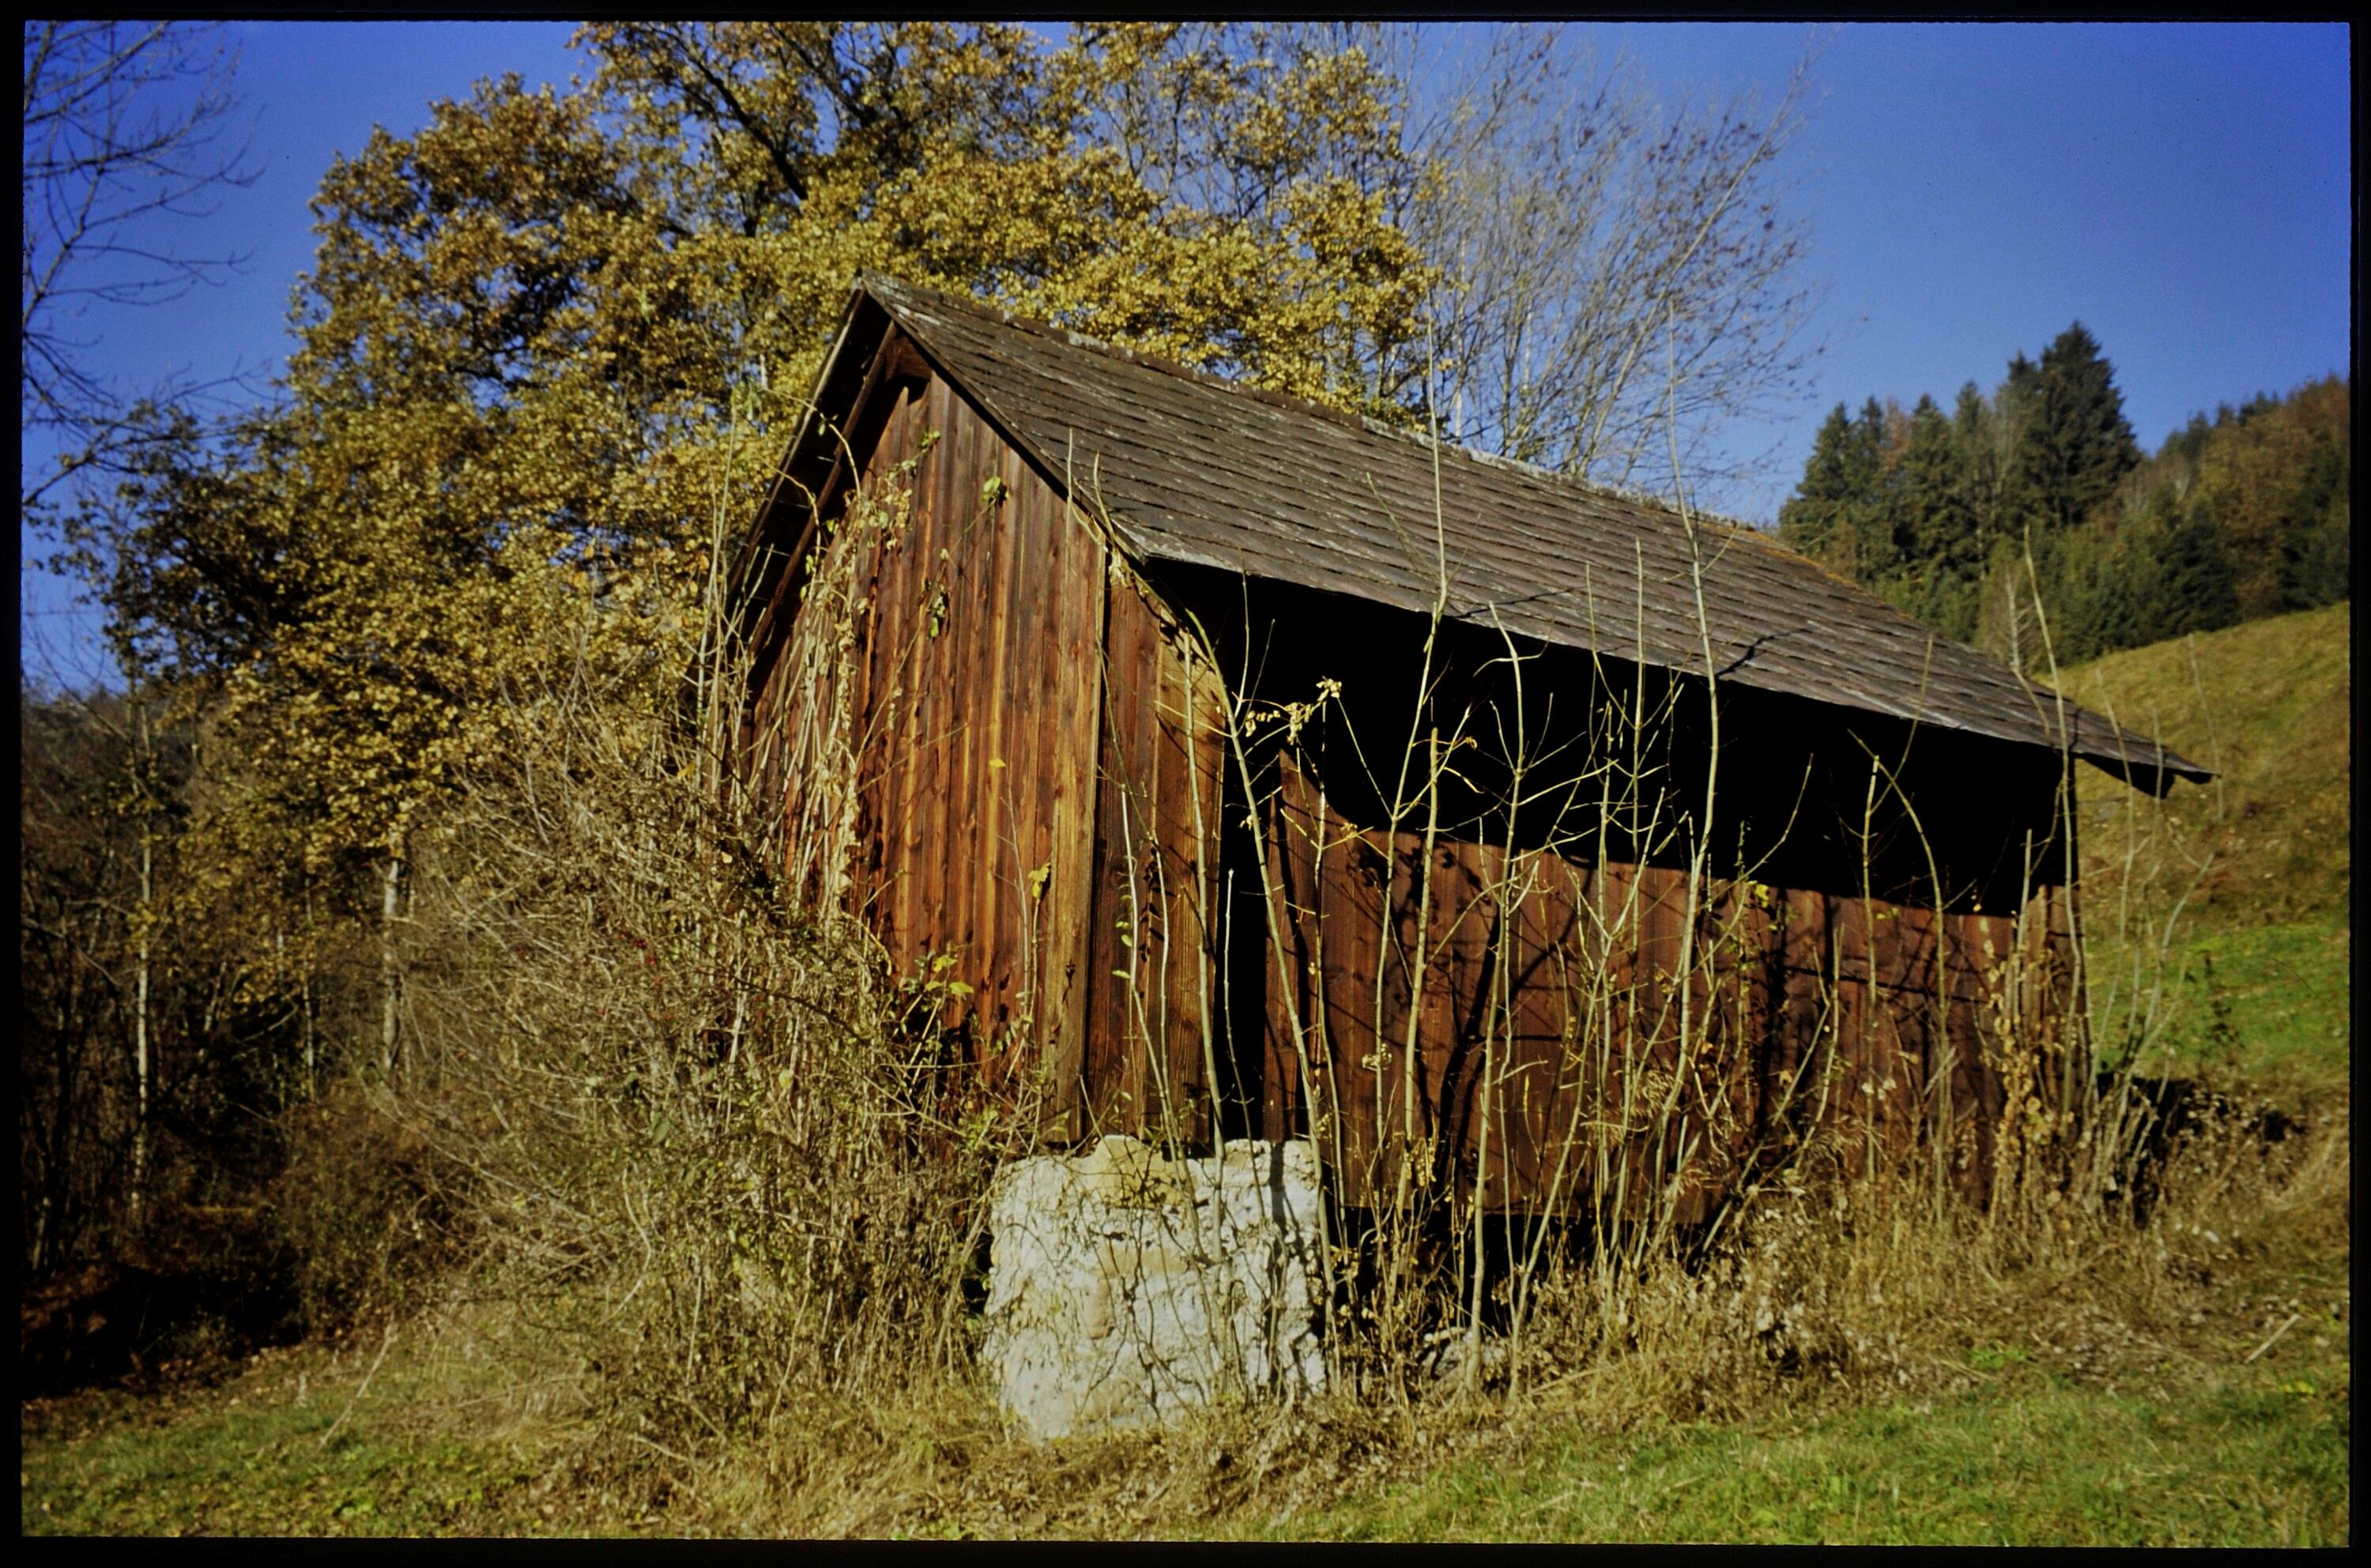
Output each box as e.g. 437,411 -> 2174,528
1038,485 -> 1108,1141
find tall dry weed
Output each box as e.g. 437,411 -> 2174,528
373,606 -> 1002,1470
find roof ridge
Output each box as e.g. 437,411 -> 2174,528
860,270 -> 1404,440
855,272 -> 1774,545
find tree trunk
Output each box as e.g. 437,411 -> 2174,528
133,832 -> 152,1224
130,703 -> 154,1227
379,843 -> 405,1080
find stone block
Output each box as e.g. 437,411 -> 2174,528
982,1136 -> 1327,1441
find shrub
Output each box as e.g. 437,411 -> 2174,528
273,1077 -> 473,1335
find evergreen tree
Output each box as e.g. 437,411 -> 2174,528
1843,396 -> 1903,579
1947,381 -> 2009,545
1778,327 -> 2337,670
1883,394 -> 1981,641
2160,411 -> 2215,471
2010,322 -> 2141,534
2280,492 -> 2350,612
1986,351 -> 2044,537
1776,401 -> 1875,566
1893,395 -> 1976,571
2152,495 -> 2243,640
2040,525 -> 2124,664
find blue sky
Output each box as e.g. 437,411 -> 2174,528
1615,22 -> 2351,491
19,21 -> 2351,687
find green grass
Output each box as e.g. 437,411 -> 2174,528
1264,1351 -> 2350,1545
2088,915 -> 2351,1104
2060,603 -> 2352,1105
1276,1185 -> 2355,1547
20,1332 -> 567,1537
25,1325 -> 2349,1544
25,1238 -> 2350,1544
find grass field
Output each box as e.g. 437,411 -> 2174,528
1276,1349 -> 2349,1545
25,1212 -> 2350,1544
2060,602 -> 2351,1107
21,605 -> 2350,1541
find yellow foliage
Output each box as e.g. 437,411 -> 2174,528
101,23 -> 1446,876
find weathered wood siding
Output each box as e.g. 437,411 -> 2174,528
1079,574 -> 1232,1144
750,362 -> 1107,1129
743,347 -> 2078,1211
1254,749 -> 2073,1210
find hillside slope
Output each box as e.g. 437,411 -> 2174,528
2056,601 -> 2350,1103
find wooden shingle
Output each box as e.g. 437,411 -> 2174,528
738,276 -> 2207,790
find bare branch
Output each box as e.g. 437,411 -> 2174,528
1404,24 -> 1830,502
21,20 -> 262,507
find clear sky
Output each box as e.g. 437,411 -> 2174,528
1605,21 -> 2353,513
18,21 -> 2352,688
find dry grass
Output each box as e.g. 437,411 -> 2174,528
632,1106 -> 2343,1539
291,597 -> 1014,1483
213,1069 -> 2326,1538
339,527 -> 2337,1528
196,1094 -> 2320,1540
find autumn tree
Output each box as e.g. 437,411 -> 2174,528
74,21 -> 1474,1110
62,20 -> 1838,1156
2181,375 -> 2350,619
18,23 -> 303,1283
33,20 -> 1848,1375
92,26 -> 1446,891
19,685 -> 305,1280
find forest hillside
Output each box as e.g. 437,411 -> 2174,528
1776,330 -> 2347,673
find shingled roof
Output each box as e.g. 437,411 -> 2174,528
739,276 -> 2207,790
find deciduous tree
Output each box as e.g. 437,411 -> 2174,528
1402,24 -> 1823,494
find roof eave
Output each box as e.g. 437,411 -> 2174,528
720,283 -> 895,640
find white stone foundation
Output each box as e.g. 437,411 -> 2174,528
982,1135 -> 1328,1441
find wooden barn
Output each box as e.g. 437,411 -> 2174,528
723,275 -> 2209,1216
